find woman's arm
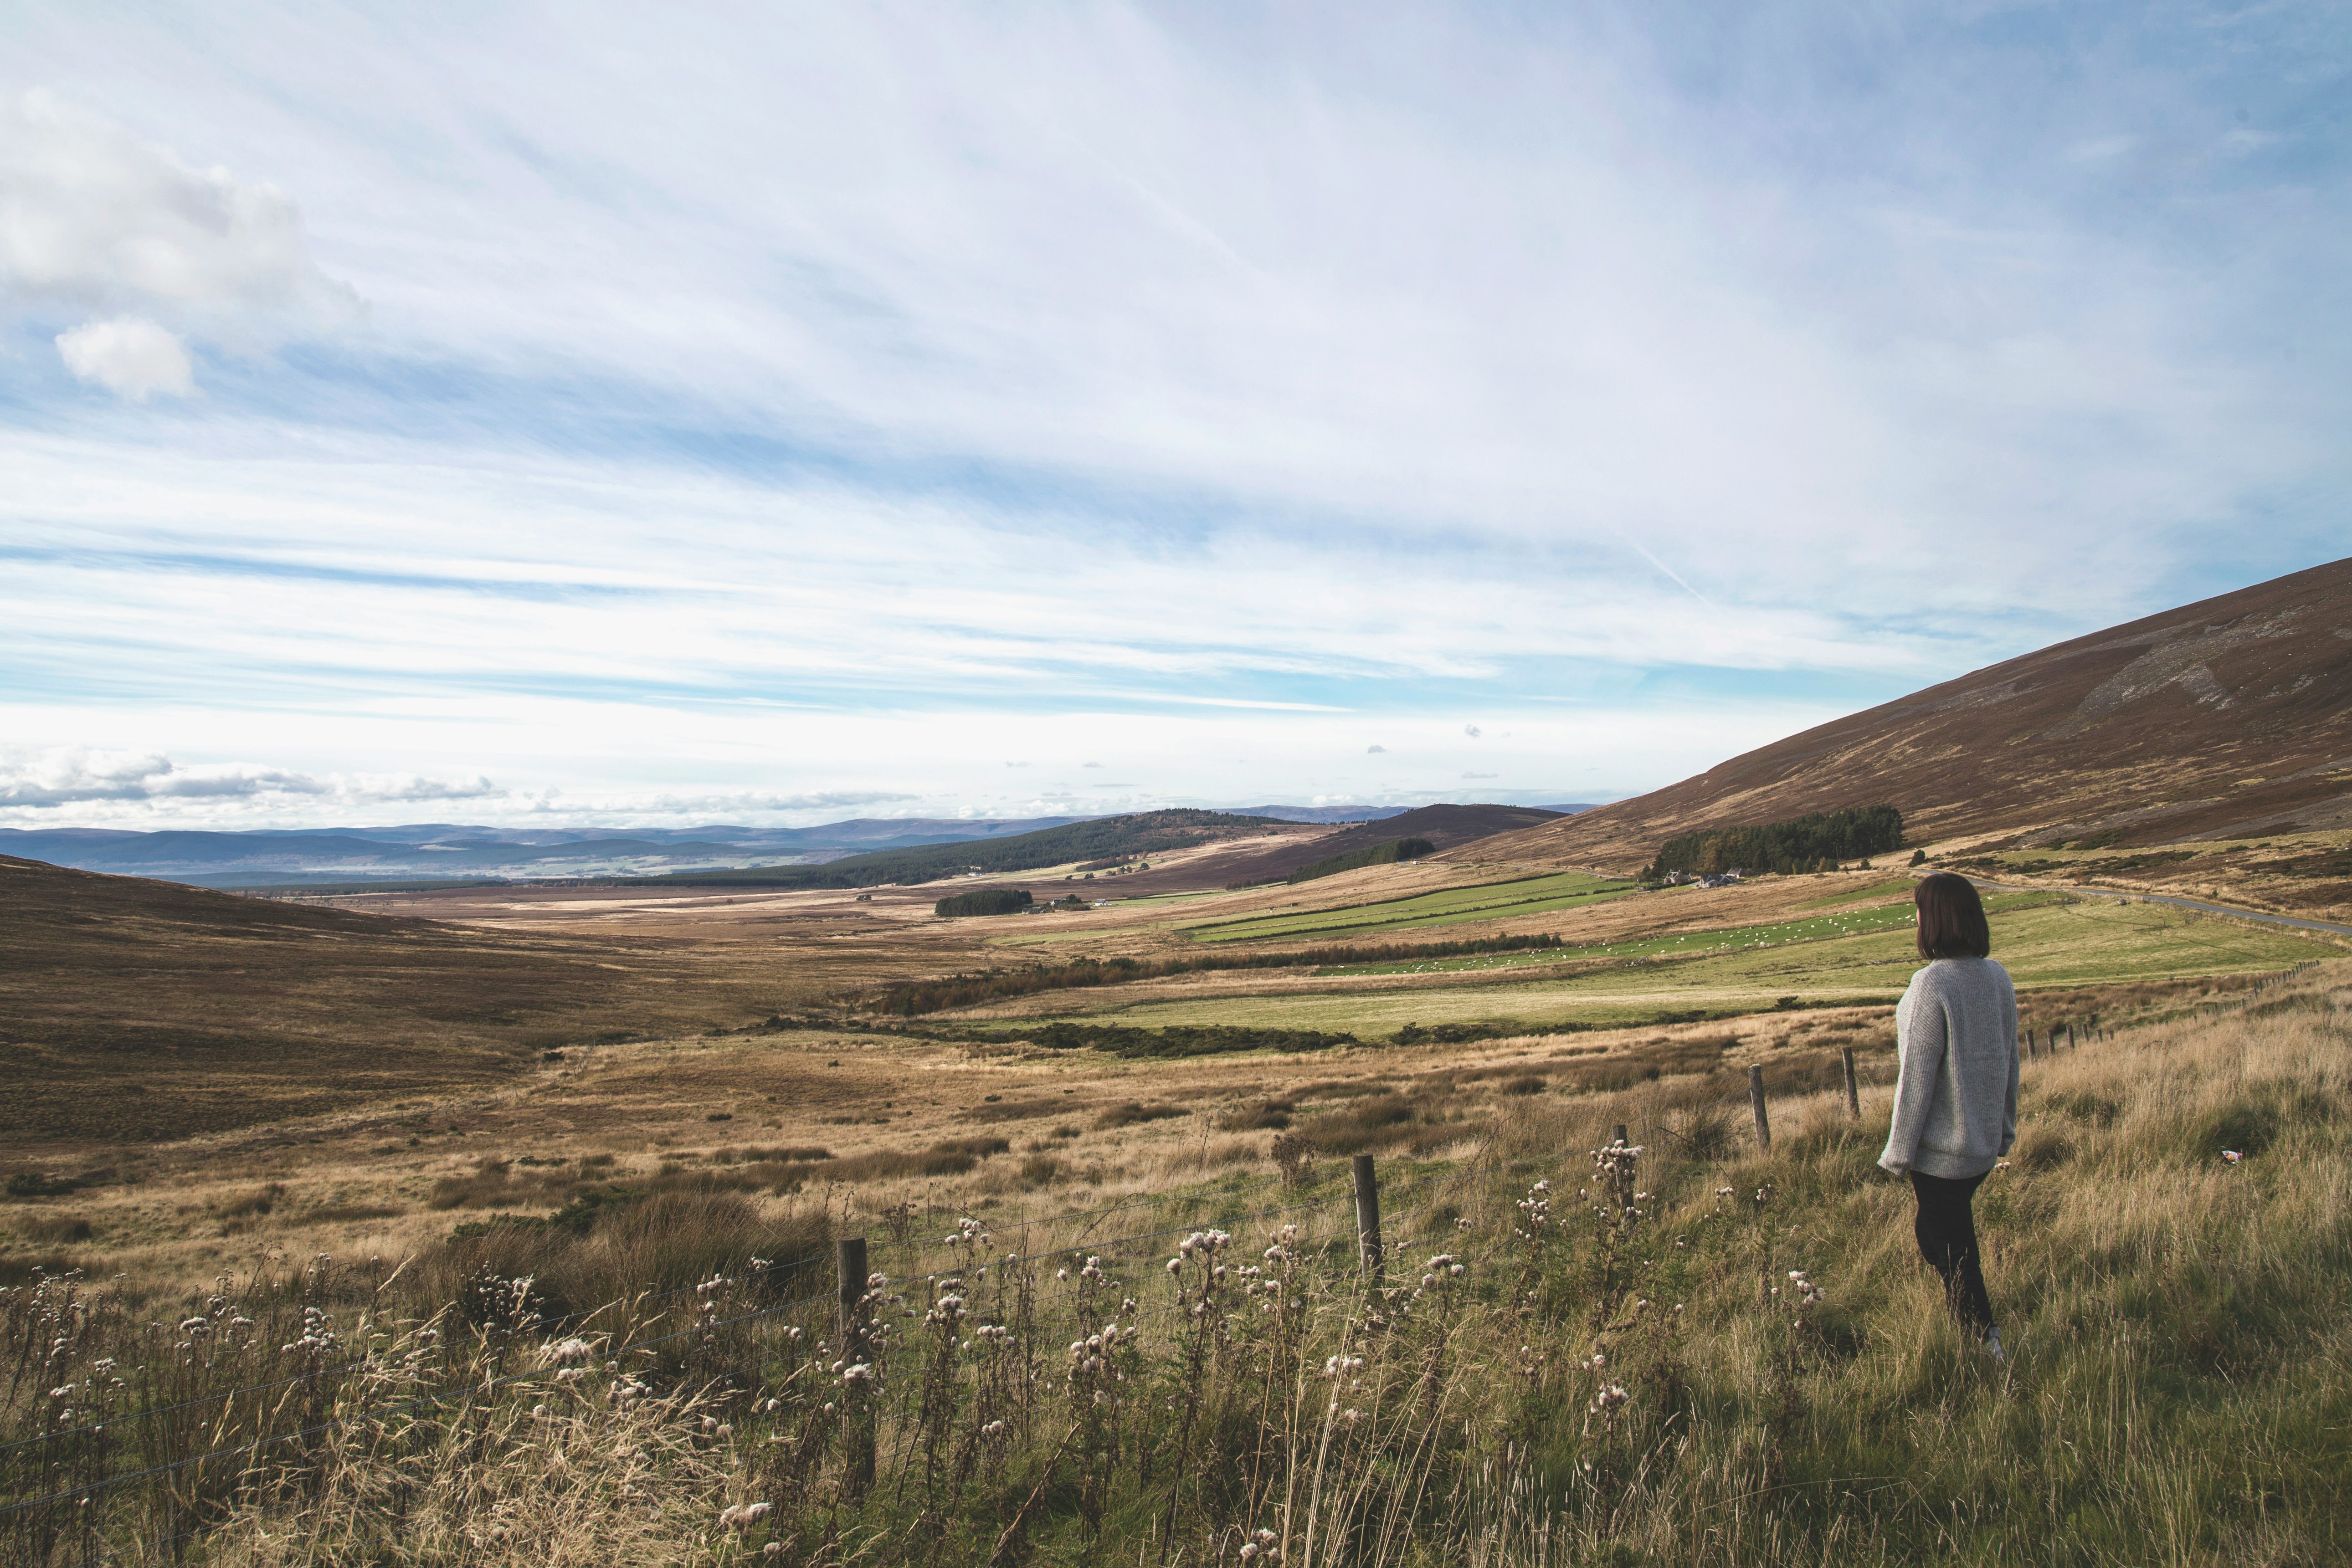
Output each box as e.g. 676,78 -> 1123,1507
1878,978 -> 1941,1174
1999,973 -> 2019,1156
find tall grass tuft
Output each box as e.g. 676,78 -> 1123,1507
9,974 -> 2352,1563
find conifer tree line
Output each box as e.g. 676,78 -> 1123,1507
1284,835 -> 1435,885
1639,804 -> 1904,881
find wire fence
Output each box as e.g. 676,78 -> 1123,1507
11,963 -> 2317,1565
2,1143 -> 1559,1568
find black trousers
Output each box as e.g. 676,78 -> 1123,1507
1908,1170 -> 1994,1333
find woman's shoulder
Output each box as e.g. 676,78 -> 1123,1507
1912,957 -> 2013,991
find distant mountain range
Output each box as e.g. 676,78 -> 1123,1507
0,804 -> 1600,889
0,816 -> 1092,888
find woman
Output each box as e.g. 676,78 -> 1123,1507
1878,872 -> 2019,1364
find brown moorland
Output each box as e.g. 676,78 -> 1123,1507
1471,557 -> 2352,890
0,855 -> 1001,1148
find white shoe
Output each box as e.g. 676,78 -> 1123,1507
1982,1326 -> 2008,1368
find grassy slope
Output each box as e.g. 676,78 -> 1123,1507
1180,871 -> 1631,943
0,856 -> 975,1150
69,971 -> 2352,1566
1044,895 -> 2344,1035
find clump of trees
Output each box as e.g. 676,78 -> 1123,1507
1640,804 -> 1904,882
933,887 -> 1033,917
1288,835 -> 1435,885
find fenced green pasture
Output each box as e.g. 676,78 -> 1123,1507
1177,872 -> 1633,945
1051,895 -> 2344,1038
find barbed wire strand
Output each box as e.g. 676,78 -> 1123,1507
10,1143 -> 1587,1537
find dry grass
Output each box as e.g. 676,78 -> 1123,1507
11,966 -> 2349,1564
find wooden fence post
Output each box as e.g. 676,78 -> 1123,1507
1840,1048 -> 1859,1119
1352,1154 -> 1383,1280
2068,1024 -> 2077,1050
1747,1065 -> 1771,1153
837,1236 -> 875,1493
1612,1123 -> 1628,1147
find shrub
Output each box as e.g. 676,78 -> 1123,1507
934,887 -> 1034,918
1304,1093 -> 1418,1152
213,1182 -> 288,1220
1020,1023 -> 1357,1058
4,1173 -> 83,1199
1094,1102 -> 1190,1129
1268,1130 -> 1316,1185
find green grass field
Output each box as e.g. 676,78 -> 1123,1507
1325,887 -> 1957,977
1055,896 -> 2345,1036
1176,870 -> 1633,944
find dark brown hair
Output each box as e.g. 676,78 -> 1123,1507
1914,872 -> 1991,960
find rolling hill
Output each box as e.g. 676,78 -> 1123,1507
1073,802 -> 1571,895
626,809 -> 1296,889
1471,557 -> 2352,876
0,815 -> 1095,887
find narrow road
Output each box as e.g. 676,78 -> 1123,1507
1967,880 -> 2352,941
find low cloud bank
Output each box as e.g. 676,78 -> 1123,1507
0,748 -> 499,810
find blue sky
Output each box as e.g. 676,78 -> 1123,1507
2,2 -> 2345,829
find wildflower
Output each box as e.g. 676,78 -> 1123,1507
544,1336 -> 595,1367
719,1501 -> 773,1529
1590,1383 -> 1629,1412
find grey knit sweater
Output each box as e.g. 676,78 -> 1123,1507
1878,958 -> 2020,1180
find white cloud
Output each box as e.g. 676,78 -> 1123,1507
2,89 -> 357,400
0,89 -> 345,316
0,9 -> 2340,829
55,317 -> 194,399
0,748 -> 500,811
